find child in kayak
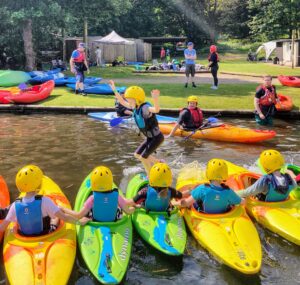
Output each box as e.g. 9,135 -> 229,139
128,163 -> 182,211
110,80 -> 164,175
254,75 -> 280,125
60,166 -> 135,222
173,159 -> 241,214
237,150 -> 297,201
0,165 -> 89,236
166,95 -> 204,138
115,91 -> 133,117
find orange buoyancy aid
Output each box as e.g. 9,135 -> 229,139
257,85 -> 277,107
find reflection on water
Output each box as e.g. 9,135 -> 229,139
0,114 -> 299,285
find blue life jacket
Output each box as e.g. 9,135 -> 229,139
133,102 -> 159,137
264,173 -> 294,202
145,186 -> 171,212
93,189 -> 119,222
15,195 -> 43,236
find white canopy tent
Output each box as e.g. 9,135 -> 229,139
94,31 -> 134,45
256,41 -> 277,61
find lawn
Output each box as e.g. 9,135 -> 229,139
41,84 -> 300,111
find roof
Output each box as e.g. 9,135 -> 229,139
93,31 -> 134,44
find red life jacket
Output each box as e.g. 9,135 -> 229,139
257,85 -> 277,107
73,49 -> 86,63
180,107 -> 203,128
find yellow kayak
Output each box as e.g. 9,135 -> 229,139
225,160 -> 300,246
176,165 -> 262,274
3,176 -> 76,285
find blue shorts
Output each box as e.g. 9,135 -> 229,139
75,70 -> 84,83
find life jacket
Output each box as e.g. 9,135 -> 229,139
115,99 -> 130,117
257,85 -> 277,107
93,189 -> 119,222
208,52 -> 219,62
145,186 -> 171,212
15,195 -> 43,236
180,107 -> 203,129
262,174 -> 294,202
133,102 -> 159,137
72,49 -> 86,63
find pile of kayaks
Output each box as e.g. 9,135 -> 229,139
278,75 -> 300,87
67,83 -> 126,95
0,70 -> 30,87
0,80 -> 55,104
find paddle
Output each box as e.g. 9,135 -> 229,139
18,83 -> 27,91
110,116 -> 132,127
184,116 -> 222,141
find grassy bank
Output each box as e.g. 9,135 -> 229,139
41,84 -> 299,111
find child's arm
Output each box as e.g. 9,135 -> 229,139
254,97 -> 265,119
172,196 -> 194,208
109,80 -> 131,109
59,206 -> 90,219
0,219 -> 10,232
165,123 -> 180,138
148,89 -> 160,113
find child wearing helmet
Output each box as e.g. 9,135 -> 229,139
173,159 -> 241,214
109,80 -> 164,175
128,163 -> 183,212
166,96 -> 203,138
115,91 -> 133,117
207,45 -> 219,90
0,165 -> 89,236
60,166 -> 135,222
237,150 -> 297,202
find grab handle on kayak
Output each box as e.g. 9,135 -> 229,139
105,254 -> 112,273
165,233 -> 173,247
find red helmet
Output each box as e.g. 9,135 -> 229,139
210,45 -> 217,53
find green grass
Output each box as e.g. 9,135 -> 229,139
41,84 -> 300,110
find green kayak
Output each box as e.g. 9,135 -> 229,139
74,174 -> 133,285
126,173 -> 187,256
0,70 -> 30,87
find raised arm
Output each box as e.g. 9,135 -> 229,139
109,80 -> 131,109
148,89 -> 160,113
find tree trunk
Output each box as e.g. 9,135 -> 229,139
83,18 -> 88,47
62,28 -> 66,62
22,19 -> 35,71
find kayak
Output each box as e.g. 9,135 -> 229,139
276,94 -> 293,111
88,112 -> 177,125
29,72 -> 65,85
28,69 -> 62,78
0,176 -> 10,242
225,160 -> 300,246
0,70 -> 30,87
159,122 -> 276,143
75,174 -> 132,284
54,76 -> 101,86
4,80 -> 55,104
175,165 -> 262,274
126,173 -> 187,256
66,83 -> 126,95
278,75 -> 300,87
3,175 -> 76,285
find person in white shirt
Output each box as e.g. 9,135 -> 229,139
95,46 -> 102,66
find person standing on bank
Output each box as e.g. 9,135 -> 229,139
160,47 -> 166,62
184,42 -> 197,88
208,45 -> 219,90
95,46 -> 102,67
70,43 -> 90,96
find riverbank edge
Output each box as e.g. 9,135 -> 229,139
0,105 -> 299,119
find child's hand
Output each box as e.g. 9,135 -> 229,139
79,217 -> 91,226
109,80 -> 116,91
151,89 -> 160,98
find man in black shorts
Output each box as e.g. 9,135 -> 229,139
184,42 -> 197,88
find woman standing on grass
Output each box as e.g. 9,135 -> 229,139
208,45 -> 219,90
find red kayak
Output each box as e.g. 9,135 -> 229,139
276,94 -> 293,111
0,176 -> 10,242
3,80 -> 54,104
278,75 -> 300,87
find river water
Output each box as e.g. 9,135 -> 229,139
0,114 -> 299,285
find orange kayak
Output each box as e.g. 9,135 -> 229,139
278,75 -> 300,87
276,94 -> 293,111
159,123 -> 276,143
0,176 -> 10,242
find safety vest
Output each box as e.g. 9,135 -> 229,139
264,173 -> 294,202
208,52 -> 219,62
133,102 -> 159,137
145,186 -> 171,212
15,195 -> 43,236
180,107 -> 203,129
257,85 -> 277,107
93,189 -> 119,222
72,49 -> 86,63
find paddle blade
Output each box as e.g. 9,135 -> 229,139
207,117 -> 219,123
18,83 -> 27,90
110,117 -> 123,127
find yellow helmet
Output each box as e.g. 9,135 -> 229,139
124,86 -> 145,106
91,166 -> 113,192
149,163 -> 172,188
187,96 -> 198,104
206,159 -> 228,181
259,149 -> 284,174
15,165 -> 43,193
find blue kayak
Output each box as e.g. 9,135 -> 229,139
54,76 -> 101,86
88,112 -> 177,125
127,61 -> 144,65
29,72 -> 65,85
28,68 -> 62,78
66,83 -> 126,95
